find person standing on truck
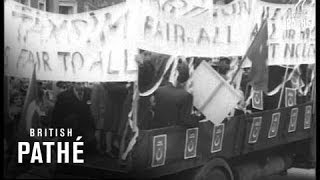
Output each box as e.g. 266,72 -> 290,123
151,60 -> 195,129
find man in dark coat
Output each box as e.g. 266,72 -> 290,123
52,82 -> 95,153
151,61 -> 195,129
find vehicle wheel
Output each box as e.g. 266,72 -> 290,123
206,168 -> 230,180
194,158 -> 234,180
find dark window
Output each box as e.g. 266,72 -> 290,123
20,0 -> 29,5
59,5 -> 73,14
39,3 -> 45,10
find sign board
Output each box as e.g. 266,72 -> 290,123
285,88 -> 297,107
255,1 -> 315,65
252,89 -> 263,110
304,105 -> 312,129
288,108 -> 298,133
184,128 -> 199,159
268,112 -> 281,138
192,61 -> 242,124
248,117 -> 262,144
211,124 -> 225,153
4,0 -> 138,82
136,0 -> 254,57
151,134 -> 167,167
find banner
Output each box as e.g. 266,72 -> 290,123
255,1 -> 315,65
5,0 -> 138,82
136,0 -> 254,57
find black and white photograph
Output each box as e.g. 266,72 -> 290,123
3,0 -> 316,179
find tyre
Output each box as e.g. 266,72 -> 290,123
205,168 -> 230,180
194,158 -> 233,180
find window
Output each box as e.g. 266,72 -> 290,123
59,5 -> 74,14
20,0 -> 30,6
38,2 -> 45,10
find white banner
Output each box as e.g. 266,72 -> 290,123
256,1 -> 315,65
135,0 -> 254,57
4,0 -> 316,81
5,0 -> 138,82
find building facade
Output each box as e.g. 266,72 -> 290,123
14,0 -> 125,14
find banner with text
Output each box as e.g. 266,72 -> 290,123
135,0 -> 254,57
5,0 -> 138,82
255,1 -> 315,65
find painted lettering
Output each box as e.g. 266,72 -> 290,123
57,52 -> 71,72
174,24 -> 185,43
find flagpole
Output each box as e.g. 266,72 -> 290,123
277,65 -> 289,109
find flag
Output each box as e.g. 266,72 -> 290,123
18,65 -> 39,138
246,20 -> 269,93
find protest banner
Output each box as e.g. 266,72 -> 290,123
5,0 -> 138,82
255,0 -> 315,65
136,0 -> 254,57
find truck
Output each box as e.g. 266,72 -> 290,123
54,80 -> 316,180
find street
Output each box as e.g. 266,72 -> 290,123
256,168 -> 316,180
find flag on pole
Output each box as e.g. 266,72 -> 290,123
18,65 -> 39,137
246,20 -> 269,93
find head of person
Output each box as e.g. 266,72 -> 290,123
10,91 -> 23,107
173,59 -> 190,88
36,87 -> 45,104
73,82 -> 85,93
218,57 -> 231,75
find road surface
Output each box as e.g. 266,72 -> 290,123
256,168 -> 316,180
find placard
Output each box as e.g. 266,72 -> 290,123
255,1 -> 315,65
151,134 -> 167,167
252,89 -> 263,110
136,0 -> 253,57
285,88 -> 297,107
288,108 -> 298,132
248,117 -> 262,144
268,112 -> 280,138
304,105 -> 312,129
211,124 -> 225,153
184,128 -> 199,159
192,61 -> 242,124
5,0 -> 138,82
